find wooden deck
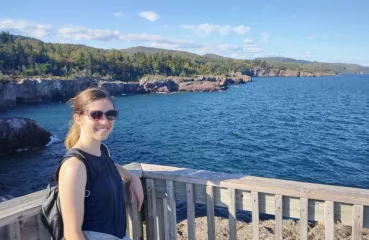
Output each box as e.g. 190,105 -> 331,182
0,162 -> 368,240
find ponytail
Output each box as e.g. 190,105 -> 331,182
64,121 -> 80,150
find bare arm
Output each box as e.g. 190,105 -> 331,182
115,163 -> 144,211
114,163 -> 136,182
59,157 -> 87,240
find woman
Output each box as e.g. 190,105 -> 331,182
58,87 -> 144,240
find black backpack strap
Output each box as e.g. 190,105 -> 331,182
101,143 -> 111,157
54,149 -> 91,187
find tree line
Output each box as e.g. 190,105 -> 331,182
0,31 -> 340,81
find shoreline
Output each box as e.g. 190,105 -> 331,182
0,74 -> 252,112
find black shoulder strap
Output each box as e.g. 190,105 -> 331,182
54,149 -> 91,185
101,143 -> 111,157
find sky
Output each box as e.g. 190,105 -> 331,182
1,0 -> 369,66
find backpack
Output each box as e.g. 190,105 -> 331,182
41,145 -> 110,240
41,149 -> 90,240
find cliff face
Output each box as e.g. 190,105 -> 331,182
0,74 -> 252,111
251,68 -> 336,77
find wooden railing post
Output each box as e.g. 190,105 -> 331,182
300,198 -> 308,240
324,201 -> 334,240
352,205 -> 363,240
206,185 -> 215,240
275,195 -> 283,240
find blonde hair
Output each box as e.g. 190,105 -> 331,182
64,87 -> 113,150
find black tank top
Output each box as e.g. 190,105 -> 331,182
61,144 -> 126,238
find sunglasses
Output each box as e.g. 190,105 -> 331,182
83,109 -> 119,121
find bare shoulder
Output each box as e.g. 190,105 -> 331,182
59,157 -> 87,181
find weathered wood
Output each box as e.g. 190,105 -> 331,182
206,185 -> 215,240
141,163 -> 369,206
156,197 -> 165,240
166,181 -> 177,240
163,198 -> 170,240
126,198 -> 134,239
130,200 -> 142,240
7,221 -> 21,240
252,191 -> 259,240
324,201 -> 334,240
146,179 -> 158,240
186,183 -> 196,240
274,195 -> 283,240
228,188 -> 236,240
151,179 -> 367,227
300,198 -> 308,240
352,205 -> 363,240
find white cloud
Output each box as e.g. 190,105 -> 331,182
309,34 -> 317,39
0,18 -> 51,38
233,25 -> 250,35
58,26 -> 120,41
181,23 -> 251,36
217,44 -> 242,52
245,47 -> 263,53
261,32 -> 269,43
244,38 -> 253,44
114,11 -> 123,18
57,25 -> 203,49
139,11 -> 160,22
218,25 -> 232,35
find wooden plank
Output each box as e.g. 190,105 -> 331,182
206,185 -> 215,240
130,199 -> 142,240
186,183 -> 196,240
252,191 -> 259,240
141,163 -> 369,205
163,198 -> 170,240
352,205 -> 363,240
324,201 -> 334,240
156,197 -> 165,240
300,198 -> 308,240
126,197 -> 134,239
7,221 -> 21,240
275,195 -> 283,240
146,179 -> 158,240
228,188 -> 236,240
166,181 -> 177,240
152,179 -> 367,227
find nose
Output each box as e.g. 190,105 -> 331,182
99,114 -> 110,124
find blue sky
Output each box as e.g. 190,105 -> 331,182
1,0 -> 369,65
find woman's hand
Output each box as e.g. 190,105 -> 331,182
129,175 -> 144,211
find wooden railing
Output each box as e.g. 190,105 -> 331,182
0,162 -> 368,240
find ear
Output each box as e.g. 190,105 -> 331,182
73,113 -> 84,126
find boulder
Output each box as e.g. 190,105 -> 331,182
0,117 -> 53,155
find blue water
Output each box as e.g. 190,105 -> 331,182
1,75 -> 369,200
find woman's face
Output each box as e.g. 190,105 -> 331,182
76,98 -> 116,141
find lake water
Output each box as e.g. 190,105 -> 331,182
1,75 -> 369,201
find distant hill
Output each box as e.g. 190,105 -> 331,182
256,57 -> 369,74
255,57 -> 313,64
121,46 -> 200,59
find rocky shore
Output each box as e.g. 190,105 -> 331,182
0,74 -> 252,111
176,216 -> 369,240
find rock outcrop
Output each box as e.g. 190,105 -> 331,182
0,118 -> 53,155
251,68 -> 336,77
0,74 -> 253,111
